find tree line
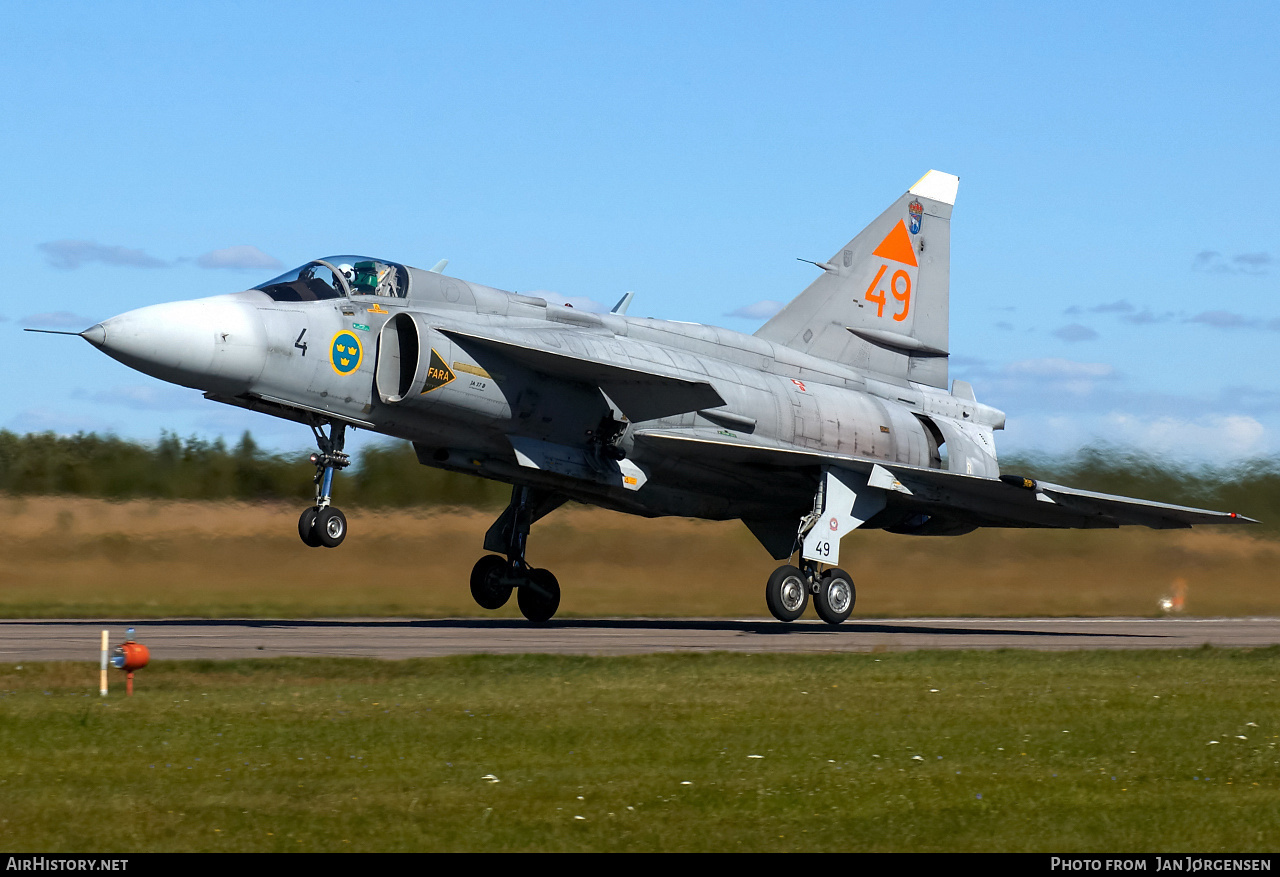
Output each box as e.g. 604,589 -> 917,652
0,430 -> 510,508
0,430 -> 1274,530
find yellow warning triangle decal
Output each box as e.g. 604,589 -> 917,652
421,348 -> 457,394
871,220 -> 918,267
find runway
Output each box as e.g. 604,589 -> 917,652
2,617 -> 1278,662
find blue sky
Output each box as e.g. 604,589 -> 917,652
3,2 -> 1278,462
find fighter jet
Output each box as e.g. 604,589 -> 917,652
42,171 -> 1253,623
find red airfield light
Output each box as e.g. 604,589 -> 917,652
110,628 -> 150,696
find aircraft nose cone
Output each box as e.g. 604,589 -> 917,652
80,323 -> 107,348
91,297 -> 267,393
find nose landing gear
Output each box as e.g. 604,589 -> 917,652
298,422 -> 350,549
470,485 -> 566,622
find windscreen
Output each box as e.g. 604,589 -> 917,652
254,256 -> 410,301
254,261 -> 347,302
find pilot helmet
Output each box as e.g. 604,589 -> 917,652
337,263 -> 355,285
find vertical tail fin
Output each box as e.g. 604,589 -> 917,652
755,170 -> 957,388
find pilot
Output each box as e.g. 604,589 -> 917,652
336,263 -> 356,292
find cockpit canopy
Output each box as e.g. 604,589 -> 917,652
254,256 -> 410,302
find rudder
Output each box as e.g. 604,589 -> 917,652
755,170 -> 957,388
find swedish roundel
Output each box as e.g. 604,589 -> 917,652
329,331 -> 363,375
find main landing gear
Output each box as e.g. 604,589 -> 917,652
470,485 -> 566,623
763,466 -> 878,625
298,422 -> 350,549
764,562 -> 856,625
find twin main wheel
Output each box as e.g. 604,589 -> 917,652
298,506 -> 347,548
765,565 -> 809,621
813,568 -> 855,625
765,564 -> 855,625
469,555 -> 561,623
518,568 -> 561,624
469,555 -> 512,609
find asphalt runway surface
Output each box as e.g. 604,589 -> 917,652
2,617 -> 1279,662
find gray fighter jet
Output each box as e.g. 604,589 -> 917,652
44,171 -> 1253,623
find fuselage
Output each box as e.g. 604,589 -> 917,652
84,257 -> 1005,525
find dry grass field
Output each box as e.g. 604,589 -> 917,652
0,496 -> 1276,618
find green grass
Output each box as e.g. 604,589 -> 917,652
2,650 -> 1278,852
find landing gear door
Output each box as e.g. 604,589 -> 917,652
801,468 -> 886,565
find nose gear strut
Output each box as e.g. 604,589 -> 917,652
298,421 -> 350,548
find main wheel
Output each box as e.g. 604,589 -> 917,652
298,507 -> 323,548
765,565 -> 809,622
517,567 -> 561,623
316,506 -> 347,548
814,568 -> 855,625
470,555 -> 512,610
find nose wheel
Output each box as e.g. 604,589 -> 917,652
299,503 -> 348,548
298,507 -> 323,547
297,421 -> 350,549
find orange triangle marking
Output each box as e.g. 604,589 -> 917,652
871,220 -> 918,267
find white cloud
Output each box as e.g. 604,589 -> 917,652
1052,323 -> 1099,343
1003,358 -> 1115,380
727,300 -> 784,320
1183,310 -> 1280,332
1123,308 -> 1173,325
1091,300 -> 1135,314
1001,412 -> 1274,462
37,240 -> 284,272
972,358 -> 1118,406
38,239 -> 168,269
20,311 -> 97,329
1188,310 -> 1256,330
1065,300 -> 1134,316
74,385 -> 202,411
1193,250 -> 1272,275
5,407 -> 117,436
1103,413 -> 1268,458
195,245 -> 282,271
